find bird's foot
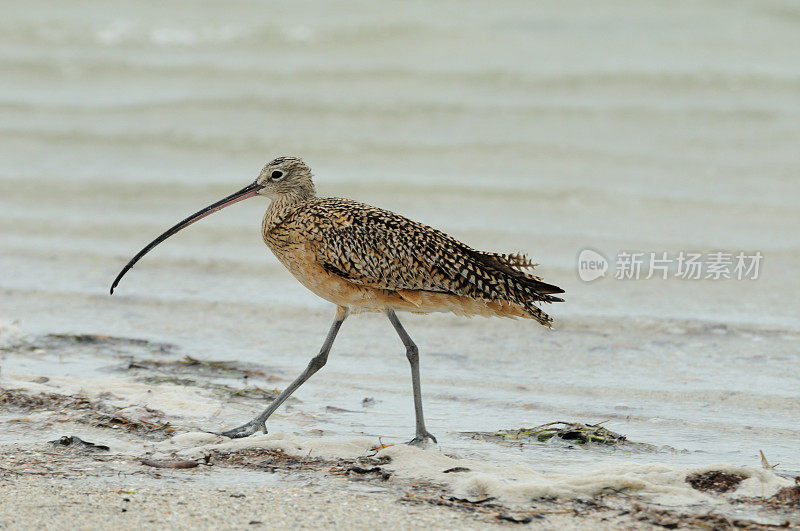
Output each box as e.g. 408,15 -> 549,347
220,419 -> 267,439
406,430 -> 437,447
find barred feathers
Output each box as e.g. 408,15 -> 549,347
265,197 -> 564,326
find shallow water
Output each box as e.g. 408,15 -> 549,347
1,0 -> 799,482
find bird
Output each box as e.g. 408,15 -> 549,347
110,156 -> 564,445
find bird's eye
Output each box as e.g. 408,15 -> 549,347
270,170 -> 284,181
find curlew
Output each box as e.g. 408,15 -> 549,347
110,157 -> 564,444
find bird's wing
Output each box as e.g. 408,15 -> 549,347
300,198 -> 563,304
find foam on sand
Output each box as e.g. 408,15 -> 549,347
162,431 -> 792,509
0,319 -> 25,349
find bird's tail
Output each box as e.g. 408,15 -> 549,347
473,251 -> 565,326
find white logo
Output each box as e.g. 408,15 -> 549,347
578,249 -> 608,282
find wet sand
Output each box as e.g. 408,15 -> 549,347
2,327 -> 798,529
1,415 -> 796,530
0,479 -> 647,530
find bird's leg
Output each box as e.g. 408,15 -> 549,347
221,306 -> 349,439
386,309 -> 437,446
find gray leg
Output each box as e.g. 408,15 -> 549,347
221,306 -> 349,438
386,309 -> 437,445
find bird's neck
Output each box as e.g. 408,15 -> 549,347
262,192 -> 314,234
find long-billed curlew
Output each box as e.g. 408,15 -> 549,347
110,157 -> 564,444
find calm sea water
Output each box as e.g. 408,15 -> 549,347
1,0 -> 799,476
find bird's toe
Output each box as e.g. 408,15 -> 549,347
220,420 -> 267,439
406,430 -> 437,447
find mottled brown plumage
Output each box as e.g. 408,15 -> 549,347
258,157 -> 563,326
264,196 -> 562,325
110,156 -> 564,443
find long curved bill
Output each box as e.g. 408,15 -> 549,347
110,181 -> 264,294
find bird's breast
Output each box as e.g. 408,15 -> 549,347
261,229 -> 357,305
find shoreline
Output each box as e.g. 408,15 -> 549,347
1,435 -> 796,530
1,324 -> 798,528
0,432 -> 796,530
1,382 -> 797,529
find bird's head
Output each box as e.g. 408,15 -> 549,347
109,155 -> 314,294
256,156 -> 316,202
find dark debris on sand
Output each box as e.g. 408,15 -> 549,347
739,476 -> 800,513
686,470 -> 747,493
209,447 -> 393,481
766,478 -> 800,509
464,421 -> 657,450
126,355 -> 277,381
141,458 -> 201,469
627,502 -> 787,530
49,435 -> 110,452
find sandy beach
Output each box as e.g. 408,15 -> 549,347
2,325 -> 798,528
3,0 -> 800,527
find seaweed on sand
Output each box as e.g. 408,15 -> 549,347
135,374 -> 282,401
127,355 -> 274,380
464,421 -> 652,448
0,388 -> 175,438
686,470 -> 746,493
765,477 -> 800,510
